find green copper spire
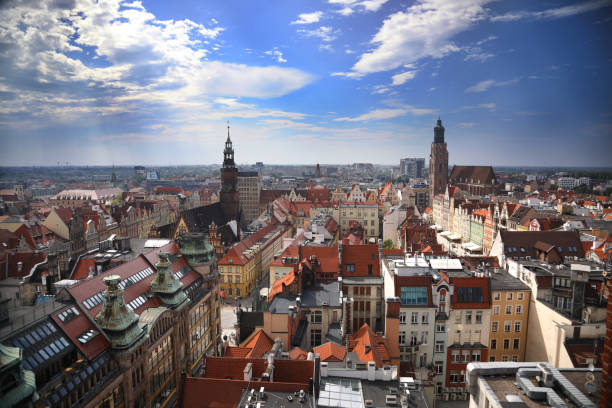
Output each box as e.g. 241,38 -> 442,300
95,275 -> 146,350
151,252 -> 188,310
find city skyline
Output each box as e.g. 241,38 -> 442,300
1,0 -> 611,167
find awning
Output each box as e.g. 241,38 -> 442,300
461,242 -> 482,251
439,231 -> 451,237
216,290 -> 226,299
448,234 -> 462,241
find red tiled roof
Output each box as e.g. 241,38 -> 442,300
289,347 -> 308,360
71,258 -> 97,280
314,342 -> 346,362
242,329 -> 275,359
219,222 -> 288,266
54,207 -> 73,224
269,270 -> 297,301
341,244 -> 380,276
182,376 -> 312,408
51,306 -> 109,360
224,346 -> 251,358
348,324 -> 391,368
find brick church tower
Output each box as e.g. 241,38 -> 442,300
220,125 -> 240,224
429,118 -> 448,202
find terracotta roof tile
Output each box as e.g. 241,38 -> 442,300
313,342 -> 346,362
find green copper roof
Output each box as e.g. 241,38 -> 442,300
151,252 -> 188,310
95,275 -> 146,350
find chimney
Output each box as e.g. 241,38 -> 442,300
243,362 -> 253,381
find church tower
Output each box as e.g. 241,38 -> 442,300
220,124 -> 240,224
429,118 -> 448,202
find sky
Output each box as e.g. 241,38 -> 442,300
0,0 -> 611,167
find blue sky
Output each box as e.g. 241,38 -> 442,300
0,0 -> 611,167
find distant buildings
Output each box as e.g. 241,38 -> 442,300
400,158 -> 425,179
237,171 -> 262,223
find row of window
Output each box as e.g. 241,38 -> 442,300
399,311 -> 429,325
490,355 -> 519,362
454,311 -> 483,325
493,291 -> 525,301
491,338 -> 520,350
493,305 -> 523,315
491,320 -> 521,333
450,350 -> 481,363
399,331 -> 428,346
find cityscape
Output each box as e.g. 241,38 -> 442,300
0,1 -> 611,408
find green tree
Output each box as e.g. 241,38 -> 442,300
383,239 -> 395,249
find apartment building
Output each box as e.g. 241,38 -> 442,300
335,201 -> 380,240
218,222 -> 292,298
488,271 -> 530,362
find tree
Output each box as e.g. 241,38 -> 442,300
383,239 -> 395,249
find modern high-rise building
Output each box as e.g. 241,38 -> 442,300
237,171 -> 262,223
429,118 -> 448,203
400,157 -> 425,179
220,126 -> 240,226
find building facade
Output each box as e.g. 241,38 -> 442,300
237,171 -> 262,223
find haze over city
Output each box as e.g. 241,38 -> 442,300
1,0 -> 611,166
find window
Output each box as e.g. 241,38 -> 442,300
421,332 -> 428,345
514,321 -> 521,332
517,292 -> 524,300
457,287 -> 483,303
235,288 -> 240,296
504,321 -> 511,332
465,312 -> 472,324
502,355 -> 509,362
435,341 -> 444,353
400,287 -> 428,305
513,338 -> 520,349
399,331 -> 406,345
346,264 -> 355,273
507,292 -> 513,300
311,329 -> 322,347
455,311 -> 462,324
489,356 -> 495,362
451,351 -> 459,362
368,264 -> 373,275
235,276 -> 240,284
493,306 -> 500,315
311,311 -> 322,324
494,292 -> 500,301
228,288 -> 232,295
436,324 -> 445,333
422,313 -> 429,324
491,321 -> 498,332
411,312 -> 419,324
505,305 -> 512,315
512,355 -> 519,362
435,363 -> 443,374
476,311 -> 482,324
516,305 -> 522,314
228,276 -> 233,283
410,332 -> 418,346
503,339 -> 510,350
472,351 -> 481,361
450,371 -> 459,383
491,339 -> 497,350
399,312 -> 406,324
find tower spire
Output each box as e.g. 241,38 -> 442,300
227,120 -> 231,142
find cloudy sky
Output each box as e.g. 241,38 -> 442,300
0,0 -> 611,167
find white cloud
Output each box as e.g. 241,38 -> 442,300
291,11 -> 323,24
297,26 -> 338,42
391,70 -> 418,85
491,0 -> 612,22
428,87 -> 436,92
264,47 -> 287,63
371,85 -> 390,94
458,103 -> 496,111
346,0 -> 492,77
458,122 -> 477,128
0,0 -> 314,126
334,105 -> 435,121
329,0 -> 389,15
319,44 -> 334,52
465,78 -> 520,93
